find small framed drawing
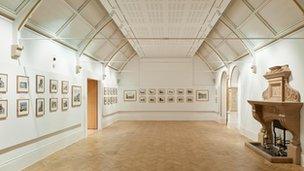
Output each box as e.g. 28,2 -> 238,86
167,89 -> 175,95
196,90 -> 209,101
72,86 -> 82,107
148,89 -> 156,95
186,96 -> 194,103
104,97 -> 107,105
186,89 -> 194,95
124,90 -> 137,101
109,97 -> 113,104
177,96 -> 184,103
0,100 -> 8,119
0,73 -> 8,93
167,96 -> 175,103
62,98 -> 69,111
104,88 -> 107,96
50,98 -> 58,112
157,89 -> 166,95
177,89 -> 184,95
148,96 -> 156,103
139,96 -> 146,103
139,89 -> 146,95
50,79 -> 58,93
36,98 -> 45,117
17,99 -> 29,117
17,76 -> 29,93
62,81 -> 69,94
36,75 -> 45,93
157,96 -> 166,103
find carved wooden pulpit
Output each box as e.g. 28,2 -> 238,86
246,65 -> 303,164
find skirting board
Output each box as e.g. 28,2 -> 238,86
117,111 -> 217,121
0,128 -> 84,170
239,127 -> 258,142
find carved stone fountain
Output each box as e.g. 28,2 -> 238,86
246,65 -> 303,164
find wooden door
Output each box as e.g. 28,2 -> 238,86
87,79 -> 98,129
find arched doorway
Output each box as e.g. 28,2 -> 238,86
227,66 -> 240,128
220,71 -> 228,124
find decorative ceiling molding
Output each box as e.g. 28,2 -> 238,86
195,52 -> 214,72
204,41 -> 227,67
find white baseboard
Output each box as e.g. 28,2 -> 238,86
301,153 -> 304,167
0,128 -> 84,170
239,127 -> 258,141
118,111 -> 217,121
101,114 -> 119,128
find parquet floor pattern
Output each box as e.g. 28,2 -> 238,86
25,121 -> 303,171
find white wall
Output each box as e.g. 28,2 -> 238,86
0,16 -> 113,170
215,28 -> 304,163
118,56 -> 218,120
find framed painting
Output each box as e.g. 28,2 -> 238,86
157,96 -> 166,103
148,89 -> 156,95
167,89 -> 175,95
36,75 -> 45,93
0,100 -> 8,119
124,90 -> 137,101
61,81 -> 69,94
157,89 -> 166,95
148,96 -> 156,103
196,90 -> 209,101
36,98 -> 45,117
62,98 -> 69,111
186,89 -> 194,95
50,79 -> 58,93
0,73 -> 8,93
72,86 -> 82,107
139,89 -> 146,95
50,98 -> 58,112
186,96 -> 194,103
17,99 -> 29,117
139,96 -> 146,103
177,89 -> 184,95
177,96 -> 184,103
17,76 -> 29,93
167,96 -> 175,103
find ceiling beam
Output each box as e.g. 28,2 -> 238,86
195,52 -> 214,72
204,41 -> 228,67
104,41 -> 128,67
119,52 -> 137,72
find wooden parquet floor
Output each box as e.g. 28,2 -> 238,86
25,121 -> 304,171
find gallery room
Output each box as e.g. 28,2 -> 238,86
0,0 -> 304,170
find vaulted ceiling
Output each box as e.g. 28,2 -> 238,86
0,0 -> 303,72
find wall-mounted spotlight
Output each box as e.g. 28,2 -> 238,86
52,57 -> 56,68
11,44 -> 23,59
76,65 -> 82,74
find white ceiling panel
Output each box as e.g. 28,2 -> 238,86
0,0 -> 27,13
29,0 -> 74,34
246,0 -> 266,9
59,16 -> 93,47
258,0 -> 304,33
64,0 -> 87,11
80,0 -> 108,27
217,42 -> 238,61
225,0 -> 251,27
85,39 -> 108,56
94,43 -> 115,60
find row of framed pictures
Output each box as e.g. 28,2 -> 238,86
138,88 -> 196,96
104,97 -> 118,105
104,87 -> 118,96
0,73 -> 69,94
124,89 -> 209,102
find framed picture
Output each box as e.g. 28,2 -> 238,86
104,88 -> 107,96
17,76 -> 29,93
167,96 -> 175,103
139,96 -> 146,103
17,99 -> 29,117
104,97 -> 107,105
177,89 -> 184,95
0,74 -> 8,93
157,96 -> 166,103
196,90 -> 209,101
186,96 -> 194,103
36,75 -> 45,93
148,89 -> 156,95
50,98 -> 58,112
148,96 -> 156,103
61,81 -> 69,94
0,100 -> 8,119
157,89 -> 166,95
62,98 -> 69,111
109,97 -> 113,104
139,89 -> 146,95
50,79 -> 58,93
36,98 -> 45,117
186,89 -> 194,95
167,89 -> 175,95
177,96 -> 184,103
114,88 -> 117,95
72,86 -> 82,107
124,90 -> 137,101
